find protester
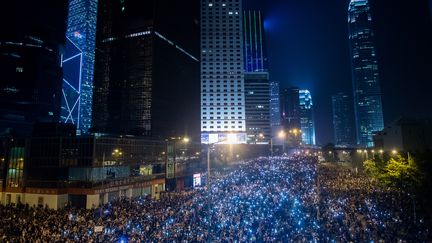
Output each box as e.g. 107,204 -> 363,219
0,157 -> 428,242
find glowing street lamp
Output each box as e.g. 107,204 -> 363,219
278,130 -> 287,154
112,149 -> 123,156
392,149 -> 398,155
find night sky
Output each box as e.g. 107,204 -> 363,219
246,0 -> 432,145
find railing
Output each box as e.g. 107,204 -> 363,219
25,173 -> 166,189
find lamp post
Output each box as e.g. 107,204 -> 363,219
165,136 -> 190,190
278,130 -> 287,155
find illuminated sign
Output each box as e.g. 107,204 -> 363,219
201,133 -> 247,144
166,144 -> 175,179
193,173 -> 201,188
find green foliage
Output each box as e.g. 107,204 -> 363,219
363,155 -> 423,192
363,159 -> 379,177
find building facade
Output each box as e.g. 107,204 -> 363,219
348,0 -> 384,147
61,0 -> 98,135
0,123 -> 168,209
373,118 -> 432,153
332,92 -> 356,147
280,87 -> 301,131
93,0 -> 200,139
244,72 -> 270,143
200,0 -> 247,144
0,1 -> 67,137
299,90 -> 315,145
270,81 -> 281,129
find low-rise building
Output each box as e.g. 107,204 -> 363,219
373,117 -> 432,153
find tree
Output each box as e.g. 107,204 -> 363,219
364,155 -> 423,191
363,159 -> 379,178
382,155 -> 422,191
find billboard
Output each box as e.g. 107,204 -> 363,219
193,173 -> 202,188
201,133 -> 247,144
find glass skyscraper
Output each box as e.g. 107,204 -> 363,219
92,0 -> 199,138
348,0 -> 384,147
332,92 -> 356,147
61,0 -> 98,134
299,90 -> 315,145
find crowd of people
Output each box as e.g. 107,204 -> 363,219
318,163 -> 429,241
0,156 -> 429,242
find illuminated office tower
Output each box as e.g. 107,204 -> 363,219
269,81 -> 281,129
61,0 -> 98,134
348,0 -> 384,147
299,90 -> 315,145
200,0 -> 246,144
243,9 -> 270,143
244,72 -> 270,144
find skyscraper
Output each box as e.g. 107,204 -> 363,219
269,81 -> 281,130
0,1 -> 67,136
299,90 -> 315,145
200,0 -> 246,144
93,0 -> 199,138
61,0 -> 98,135
242,9 -> 271,144
348,0 -> 384,147
332,93 -> 356,147
244,73 -> 270,143
280,87 -> 301,131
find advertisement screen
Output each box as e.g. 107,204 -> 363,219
193,173 -> 201,188
201,133 -> 247,144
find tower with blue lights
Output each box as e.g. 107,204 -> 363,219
348,0 -> 384,147
299,90 -> 315,146
61,0 -> 98,134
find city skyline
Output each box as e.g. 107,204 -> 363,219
1,0 -> 431,144
248,0 -> 432,145
1,1 -> 432,241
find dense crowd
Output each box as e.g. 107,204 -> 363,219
0,156 -> 429,242
318,163 -> 429,241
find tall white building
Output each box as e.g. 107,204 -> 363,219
200,0 -> 246,144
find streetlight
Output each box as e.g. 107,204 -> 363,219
392,149 -> 398,155
278,130 -> 287,155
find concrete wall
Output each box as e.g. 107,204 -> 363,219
86,194 -> 100,209
23,193 -> 68,209
0,192 -> 68,209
